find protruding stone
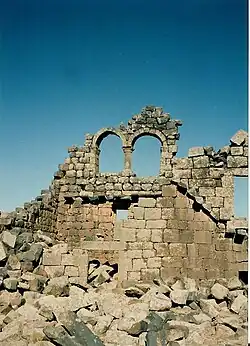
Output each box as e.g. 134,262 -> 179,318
230,129 -> 248,146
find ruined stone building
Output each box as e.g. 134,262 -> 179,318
0,106 -> 248,285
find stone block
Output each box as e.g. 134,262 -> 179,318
0,241 -> 7,261
160,267 -> 181,280
127,271 -> 141,281
179,230 -> 194,243
138,198 -> 156,208
119,228 -> 136,242
44,266 -> 65,278
144,208 -> 161,220
161,208 -> 175,220
157,197 -> 174,208
153,243 -> 169,256
147,257 -> 161,268
163,229 -> 180,243
169,243 -> 187,257
227,156 -> 248,168
174,208 -> 194,221
142,249 -> 156,258
220,207 -> 233,220
126,250 -> 142,259
192,168 -> 210,179
132,258 -> 146,271
188,147 -> 204,157
162,185 -> 177,197
173,169 -> 192,178
64,266 -> 79,277
198,187 -> 215,197
206,197 -> 224,207
61,254 -> 75,266
215,187 -> 233,197
43,250 -> 62,266
231,147 -> 243,155
151,229 -> 163,242
123,220 -> 146,229
172,158 -> 193,169
193,157 -> 209,168
146,220 -> 166,229
230,129 -> 248,146
174,197 -> 189,209
133,207 -> 145,220
2,231 -> 16,248
194,231 -> 212,244
141,268 -> 159,281
136,229 -> 151,242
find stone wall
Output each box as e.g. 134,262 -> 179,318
0,105 -> 248,284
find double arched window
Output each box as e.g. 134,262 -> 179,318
92,128 -> 167,176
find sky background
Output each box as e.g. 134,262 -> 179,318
0,0 -> 248,216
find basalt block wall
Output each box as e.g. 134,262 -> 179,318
0,106 -> 248,283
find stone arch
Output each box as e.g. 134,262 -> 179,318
91,128 -> 127,174
128,129 -> 168,175
92,128 -> 127,148
129,129 -> 167,149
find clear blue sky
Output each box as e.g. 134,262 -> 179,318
0,0 -> 248,215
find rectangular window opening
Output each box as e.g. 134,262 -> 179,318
234,177 -> 248,218
116,209 -> 129,220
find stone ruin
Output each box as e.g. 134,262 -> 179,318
0,106 -> 248,346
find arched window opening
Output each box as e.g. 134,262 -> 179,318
99,134 -> 123,173
132,136 -> 161,177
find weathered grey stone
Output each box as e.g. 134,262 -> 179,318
3,278 -> 18,291
210,283 -> 229,300
188,147 -> 204,157
2,231 -> 16,248
44,276 -> 69,297
230,294 -> 247,314
170,290 -> 189,305
227,276 -> 242,290
0,242 -> 7,262
230,129 -> 248,146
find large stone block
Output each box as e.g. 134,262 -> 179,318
230,129 -> 248,146
194,231 -> 212,244
0,241 -> 7,261
144,208 -> 161,220
162,185 -> 177,197
188,147 -> 204,157
2,231 -> 16,248
227,156 -> 248,168
193,156 -> 210,168
169,243 -> 187,257
146,220 -> 166,229
138,198 -> 156,208
123,220 -> 146,229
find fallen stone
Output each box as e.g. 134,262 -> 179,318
43,276 -> 69,297
230,294 -> 247,314
170,289 -> 189,305
76,308 -> 98,326
227,276 -> 242,290
211,283 -> 229,300
3,278 -> 18,291
94,314 -> 113,335
2,231 -> 16,248
0,242 -> 7,262
199,299 -> 220,318
141,288 -> 172,311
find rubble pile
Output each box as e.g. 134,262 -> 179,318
0,227 -> 247,346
